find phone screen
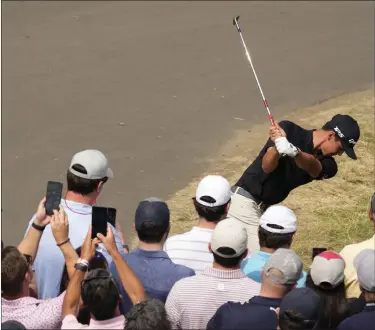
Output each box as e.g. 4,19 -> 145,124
107,208 -> 117,227
45,181 -> 63,216
312,248 -> 327,260
92,206 -> 108,239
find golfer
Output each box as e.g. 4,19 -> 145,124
229,114 -> 360,251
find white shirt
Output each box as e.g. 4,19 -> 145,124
165,267 -> 261,329
26,199 -> 124,299
164,227 -> 214,274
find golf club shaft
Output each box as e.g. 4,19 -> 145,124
233,16 -> 276,126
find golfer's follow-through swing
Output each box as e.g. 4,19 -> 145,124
229,16 -> 361,252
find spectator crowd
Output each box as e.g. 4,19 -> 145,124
2,148 -> 375,330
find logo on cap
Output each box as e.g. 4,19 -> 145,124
348,139 -> 356,145
334,126 -> 345,138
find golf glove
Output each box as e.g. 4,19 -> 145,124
275,137 -> 300,158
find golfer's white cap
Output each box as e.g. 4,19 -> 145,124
211,218 -> 248,258
260,206 -> 297,234
195,175 -> 231,207
69,150 -> 114,180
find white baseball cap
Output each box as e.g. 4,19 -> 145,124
69,150 -> 114,180
259,206 -> 297,234
195,175 -> 231,207
210,218 -> 248,258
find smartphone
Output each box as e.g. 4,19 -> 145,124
107,207 -> 117,227
92,206 -> 108,239
312,248 -> 327,260
45,181 -> 63,216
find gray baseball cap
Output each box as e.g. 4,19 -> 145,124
69,149 -> 114,180
354,249 -> 375,292
264,248 -> 303,285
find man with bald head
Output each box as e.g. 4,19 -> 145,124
207,248 -> 303,330
110,198 -> 194,313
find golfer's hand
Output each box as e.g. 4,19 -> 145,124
269,123 -> 286,143
275,137 -> 300,158
97,225 -> 118,256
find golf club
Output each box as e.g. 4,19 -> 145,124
233,15 -> 276,126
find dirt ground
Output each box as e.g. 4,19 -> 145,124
2,1 -> 374,245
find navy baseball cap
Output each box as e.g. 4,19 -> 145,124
324,114 -> 360,160
135,197 -> 170,231
1,321 -> 26,330
279,288 -> 321,321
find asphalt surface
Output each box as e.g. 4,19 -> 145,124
2,1 -> 374,245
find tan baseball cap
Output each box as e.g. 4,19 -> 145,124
210,218 -> 247,258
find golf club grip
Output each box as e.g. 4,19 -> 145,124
269,114 -> 276,127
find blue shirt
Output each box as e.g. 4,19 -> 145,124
338,303 -> 375,330
110,248 -> 195,313
241,251 -> 307,288
207,296 -> 282,330
26,199 -> 124,299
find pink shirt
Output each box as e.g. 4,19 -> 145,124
62,314 -> 126,329
1,292 -> 65,329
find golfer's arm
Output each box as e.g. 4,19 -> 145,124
262,147 -> 280,173
295,151 -> 322,178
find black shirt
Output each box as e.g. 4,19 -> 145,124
236,120 -> 338,205
206,296 -> 282,330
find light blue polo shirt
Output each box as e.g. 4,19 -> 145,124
241,251 -> 307,288
25,199 -> 124,299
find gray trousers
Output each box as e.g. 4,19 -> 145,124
228,192 -> 263,253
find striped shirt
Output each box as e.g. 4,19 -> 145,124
164,227 -> 214,274
165,267 -> 261,329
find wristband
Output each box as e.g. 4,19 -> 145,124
32,222 -> 46,232
76,258 -> 89,267
74,263 -> 88,272
56,238 -> 70,247
123,244 -> 130,252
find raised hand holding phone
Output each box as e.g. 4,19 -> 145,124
81,226 -> 100,261
34,196 -> 52,227
50,207 -> 69,246
97,224 -> 118,257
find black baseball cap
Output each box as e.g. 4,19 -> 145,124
135,197 -> 170,231
1,321 -> 26,330
279,288 -> 321,321
324,114 -> 360,160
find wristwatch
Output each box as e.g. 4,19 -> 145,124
74,263 -> 88,272
74,258 -> 89,272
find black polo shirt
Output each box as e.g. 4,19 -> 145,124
206,296 -> 282,330
236,120 -> 338,205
